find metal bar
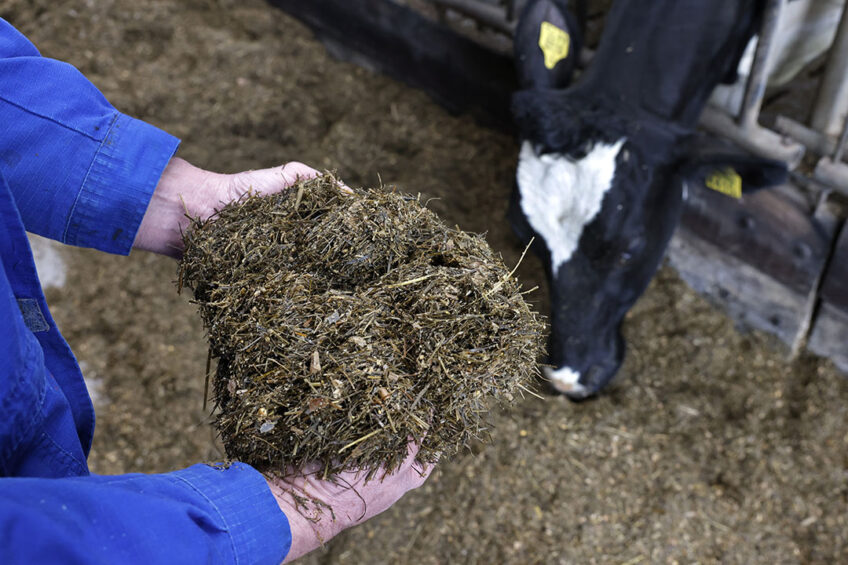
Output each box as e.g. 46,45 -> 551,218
429,0 -> 514,33
738,0 -> 786,128
814,157 -> 848,197
701,106 -> 805,168
811,1 -> 848,136
795,195 -> 842,356
776,115 -> 836,158
505,0 -> 525,22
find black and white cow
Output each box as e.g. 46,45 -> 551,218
510,0 -> 788,398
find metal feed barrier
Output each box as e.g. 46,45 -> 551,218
269,0 -> 848,372
419,0 -> 848,195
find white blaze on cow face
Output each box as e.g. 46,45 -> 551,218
516,139 -> 625,274
544,365 -> 589,397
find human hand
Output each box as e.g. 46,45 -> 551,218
134,157 -> 318,258
265,441 -> 433,563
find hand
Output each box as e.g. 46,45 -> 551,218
134,157 -> 319,258
265,442 -> 433,563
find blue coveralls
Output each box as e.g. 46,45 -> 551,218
0,18 -> 291,564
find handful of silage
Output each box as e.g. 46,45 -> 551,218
179,173 -> 543,476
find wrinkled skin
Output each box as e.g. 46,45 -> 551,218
267,442 -> 433,563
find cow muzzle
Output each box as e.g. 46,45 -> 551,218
544,365 -> 594,400
544,345 -> 623,400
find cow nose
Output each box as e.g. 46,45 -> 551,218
575,363 -> 618,399
563,382 -> 596,401
543,365 -> 595,399
543,364 -> 612,400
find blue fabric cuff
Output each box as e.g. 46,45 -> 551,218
170,462 -> 292,565
63,113 -> 180,255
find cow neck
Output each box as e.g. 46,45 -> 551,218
581,0 -> 761,129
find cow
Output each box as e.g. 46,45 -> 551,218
509,0 -> 788,399
711,0 -> 846,115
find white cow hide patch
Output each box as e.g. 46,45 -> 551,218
516,139 -> 625,274
544,365 -> 588,397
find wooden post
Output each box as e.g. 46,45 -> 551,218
668,183 -> 836,351
809,223 -> 848,372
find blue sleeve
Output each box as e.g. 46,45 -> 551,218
0,18 -> 180,255
0,463 -> 292,565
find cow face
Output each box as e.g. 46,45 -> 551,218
509,0 -> 784,398
510,107 -> 787,399
513,135 -> 685,398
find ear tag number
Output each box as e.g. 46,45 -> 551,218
705,167 -> 743,199
539,21 -> 571,70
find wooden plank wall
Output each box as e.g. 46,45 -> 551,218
669,187 -> 838,352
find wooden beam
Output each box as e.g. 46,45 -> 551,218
819,222 -> 848,312
669,183 -> 835,350
668,230 -> 810,348
678,184 -> 831,295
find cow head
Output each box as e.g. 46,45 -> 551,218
511,91 -> 787,398
509,0 -> 784,398
510,96 -> 684,398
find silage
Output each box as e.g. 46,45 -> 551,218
179,173 -> 543,476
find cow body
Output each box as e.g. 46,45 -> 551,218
512,0 -> 784,397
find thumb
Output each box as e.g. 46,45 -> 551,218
228,161 -> 320,198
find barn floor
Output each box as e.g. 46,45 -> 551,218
6,0 -> 848,562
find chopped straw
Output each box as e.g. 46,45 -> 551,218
179,173 -> 543,476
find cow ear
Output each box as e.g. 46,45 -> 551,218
514,0 -> 583,90
679,135 -> 788,198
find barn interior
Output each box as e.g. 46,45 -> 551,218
6,0 -> 848,562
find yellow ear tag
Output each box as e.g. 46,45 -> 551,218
705,167 -> 743,199
539,21 -> 571,70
